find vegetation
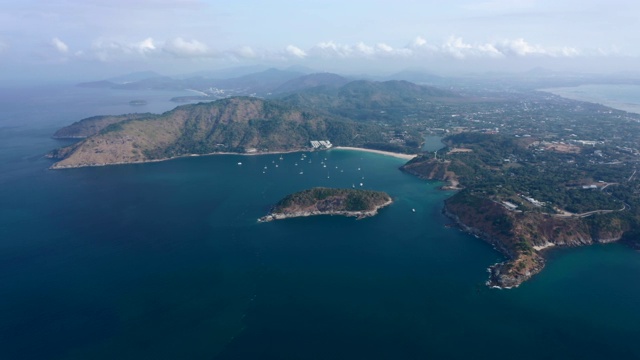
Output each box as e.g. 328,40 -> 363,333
49,97 -> 387,168
405,130 -> 640,287
52,113 -> 153,138
273,187 -> 391,213
52,74 -> 640,285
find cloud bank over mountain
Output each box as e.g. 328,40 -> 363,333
1,0 -> 638,81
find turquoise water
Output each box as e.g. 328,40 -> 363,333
1,86 -> 640,359
542,84 -> 640,114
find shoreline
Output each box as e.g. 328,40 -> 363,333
540,85 -> 640,115
331,147 -> 417,160
50,146 -> 417,169
258,199 -> 393,222
49,148 -> 322,169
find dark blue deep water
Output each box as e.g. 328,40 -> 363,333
1,85 -> 640,359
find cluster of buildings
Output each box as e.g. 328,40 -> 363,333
521,195 -> 545,207
310,140 -> 332,149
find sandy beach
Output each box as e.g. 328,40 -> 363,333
331,147 -> 417,160
51,146 -> 417,169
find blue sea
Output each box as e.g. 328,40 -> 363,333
1,85 -> 640,359
542,84 -> 640,114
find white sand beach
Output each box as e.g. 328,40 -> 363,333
332,147 -> 417,160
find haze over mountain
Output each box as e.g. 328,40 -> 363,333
77,68 -> 312,95
3,1 -> 639,84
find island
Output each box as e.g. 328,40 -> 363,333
258,187 -> 392,222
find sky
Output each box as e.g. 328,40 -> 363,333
1,0 -> 639,82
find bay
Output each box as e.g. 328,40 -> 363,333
542,84 -> 640,115
1,86 -> 639,359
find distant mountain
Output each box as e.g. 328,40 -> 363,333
385,70 -> 443,84
52,113 -> 154,139
76,80 -> 117,88
282,65 -> 316,74
176,65 -> 315,80
107,71 -> 163,84
524,67 -> 556,76
77,71 -> 163,88
76,68 -> 308,96
175,65 -> 271,80
212,68 -> 306,94
113,76 -> 182,90
48,97 -> 384,169
272,73 -> 350,94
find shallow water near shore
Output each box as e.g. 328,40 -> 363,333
1,85 -> 640,359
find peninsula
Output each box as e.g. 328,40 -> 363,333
47,97 -> 386,169
48,79 -> 454,169
402,132 -> 640,288
259,188 -> 392,222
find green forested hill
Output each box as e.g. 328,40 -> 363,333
401,132 -> 640,287
52,113 -> 154,138
273,187 -> 392,213
277,80 -> 461,123
49,97 -> 384,168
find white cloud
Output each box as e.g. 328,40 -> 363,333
309,41 -> 414,59
230,46 -> 257,59
493,38 -> 581,57
354,42 -> 375,56
376,43 -> 394,53
404,35 -> 579,59
408,36 -> 439,55
41,34 -> 594,68
85,37 -> 159,61
495,38 -> 546,56
136,37 -> 156,53
51,37 -> 69,53
285,45 -> 307,58
411,36 -> 428,48
559,46 -> 580,57
596,45 -> 620,56
441,36 -> 474,59
163,37 -> 211,57
310,41 -> 353,58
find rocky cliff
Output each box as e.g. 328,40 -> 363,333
401,134 -> 634,288
259,188 -> 392,222
400,156 -> 462,190
444,191 -> 625,288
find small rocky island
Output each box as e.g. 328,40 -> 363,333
259,187 -> 392,222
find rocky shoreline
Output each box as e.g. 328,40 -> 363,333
443,205 -> 532,288
443,196 -> 623,289
259,199 -> 392,223
48,148 -> 313,170
48,146 -> 416,170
